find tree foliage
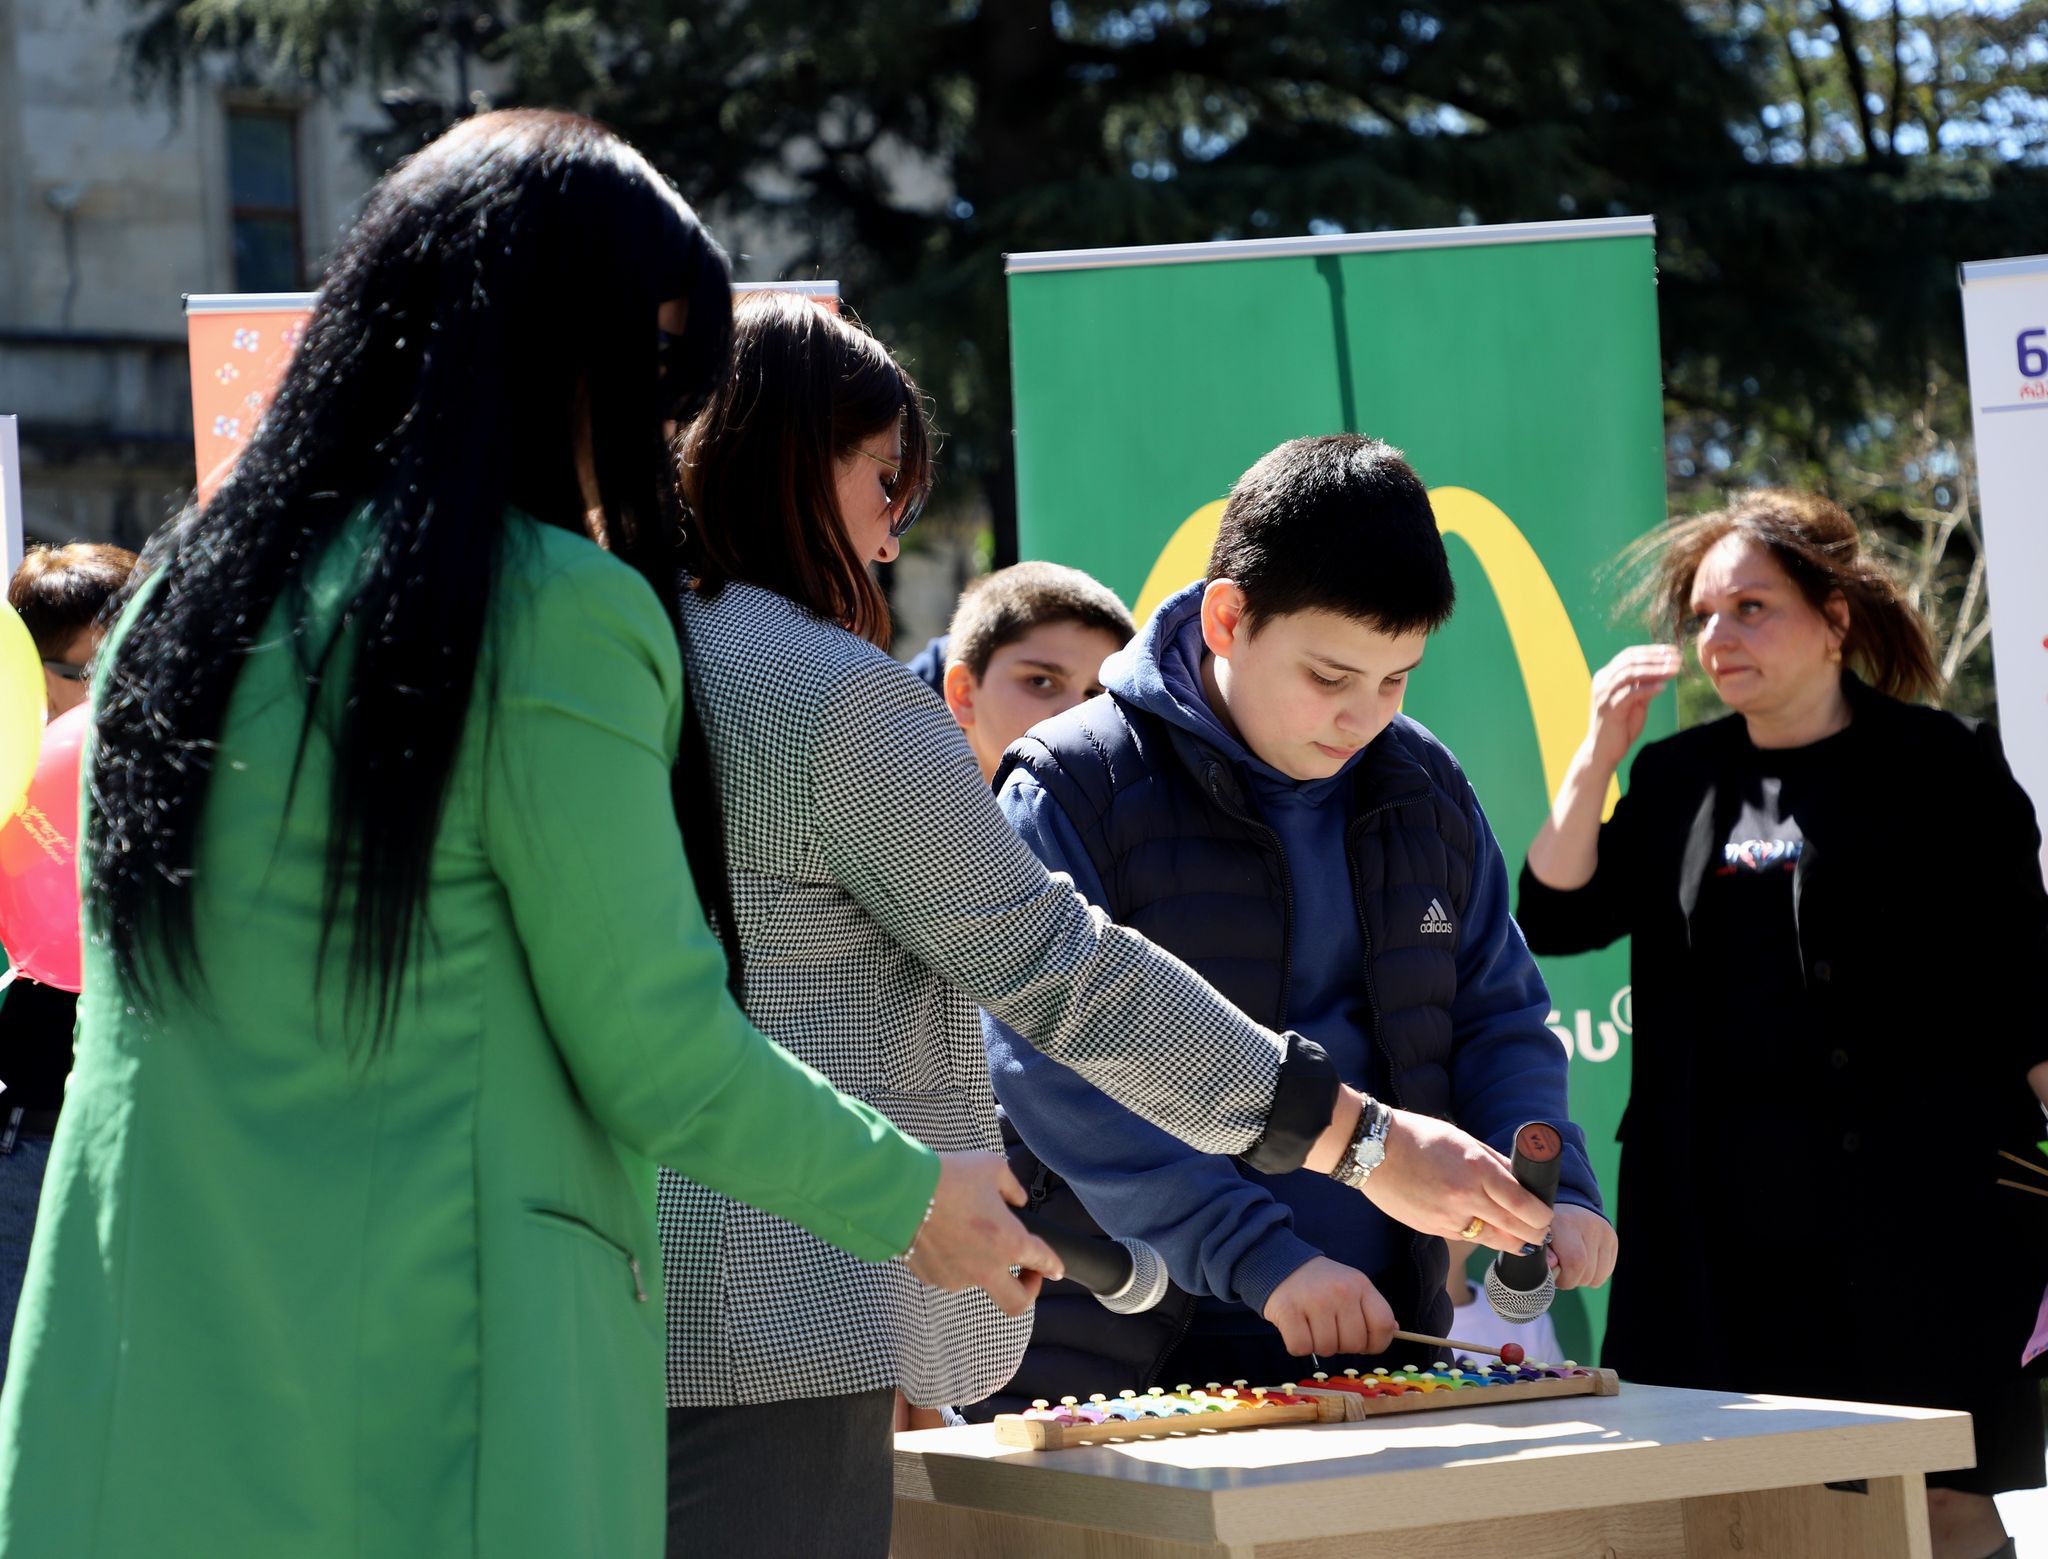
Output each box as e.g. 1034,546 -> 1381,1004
1658,2 -> 2046,714
125,0 -> 2048,708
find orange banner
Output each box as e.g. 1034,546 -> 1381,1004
185,295 -> 314,506
185,281 -> 842,506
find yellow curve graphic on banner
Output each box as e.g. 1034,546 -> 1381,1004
1134,487 -> 1619,817
1135,500 -> 1229,624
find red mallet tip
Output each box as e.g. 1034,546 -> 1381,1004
1499,1343 -> 1525,1366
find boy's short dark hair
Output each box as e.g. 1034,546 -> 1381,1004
945,562 -> 1136,680
1207,435 -> 1455,634
8,542 -> 140,656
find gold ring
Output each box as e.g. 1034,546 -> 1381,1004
1458,1217 -> 1486,1240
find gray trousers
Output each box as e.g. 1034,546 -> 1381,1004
666,1388 -> 895,1558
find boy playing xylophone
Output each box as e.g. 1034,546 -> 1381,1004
981,435 -> 1617,1404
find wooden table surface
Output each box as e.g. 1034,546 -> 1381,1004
893,1384 -> 1975,1554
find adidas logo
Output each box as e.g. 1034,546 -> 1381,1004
1420,899 -> 1455,936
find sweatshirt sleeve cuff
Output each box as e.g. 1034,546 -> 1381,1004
1229,1228 -> 1325,1316
1554,1143 -> 1606,1221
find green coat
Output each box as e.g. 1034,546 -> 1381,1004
0,515 -> 937,1558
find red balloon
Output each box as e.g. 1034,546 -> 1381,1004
0,704 -> 87,992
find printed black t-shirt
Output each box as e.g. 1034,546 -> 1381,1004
1689,723 -> 1857,1226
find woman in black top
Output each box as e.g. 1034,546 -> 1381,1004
1518,490 -> 2048,1559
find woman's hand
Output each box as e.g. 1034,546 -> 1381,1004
1546,1204 -> 1618,1290
1527,644 -> 1679,890
1585,645 -> 1682,774
904,1152 -> 1063,1316
1359,1111 -> 1554,1254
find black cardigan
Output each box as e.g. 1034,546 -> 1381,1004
1517,674 -> 2048,1390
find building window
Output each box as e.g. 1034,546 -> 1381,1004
226,107 -> 303,292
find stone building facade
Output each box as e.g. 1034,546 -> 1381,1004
0,4 -> 977,645
0,0 -> 410,550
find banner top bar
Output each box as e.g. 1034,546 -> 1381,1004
186,281 -> 847,311
1960,253 -> 2048,286
732,280 -> 842,298
185,293 -> 320,313
1005,215 -> 1655,275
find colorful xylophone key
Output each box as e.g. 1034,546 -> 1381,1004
991,1359 -> 1618,1449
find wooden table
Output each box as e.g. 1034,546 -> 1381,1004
892,1383 -> 1974,1557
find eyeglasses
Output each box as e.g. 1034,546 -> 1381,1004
854,447 -> 924,539
41,659 -> 89,683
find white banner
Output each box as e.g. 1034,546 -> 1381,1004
0,416 -> 20,583
1961,253 -> 2048,884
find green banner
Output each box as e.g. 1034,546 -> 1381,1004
1006,219 -> 1671,1361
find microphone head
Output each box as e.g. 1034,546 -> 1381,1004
1484,1260 -> 1556,1324
1096,1237 -> 1170,1316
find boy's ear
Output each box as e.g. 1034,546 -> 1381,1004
1200,579 -> 1250,659
941,660 -> 979,728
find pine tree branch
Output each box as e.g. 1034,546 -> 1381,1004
1770,4 -> 1820,165
1887,1 -> 1906,154
1822,0 -> 1887,164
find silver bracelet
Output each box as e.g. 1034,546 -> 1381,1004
1332,1097 -> 1392,1190
902,1193 -> 938,1260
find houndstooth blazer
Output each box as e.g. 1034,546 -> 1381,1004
661,580 -> 1290,1408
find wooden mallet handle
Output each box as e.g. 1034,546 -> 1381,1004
1391,1329 -> 1521,1363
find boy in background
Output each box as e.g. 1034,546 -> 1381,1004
938,562 -> 1134,786
981,436 -> 1614,1402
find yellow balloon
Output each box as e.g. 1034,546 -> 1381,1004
0,600 -> 46,823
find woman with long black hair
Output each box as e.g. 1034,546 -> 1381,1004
0,111 -> 1056,1559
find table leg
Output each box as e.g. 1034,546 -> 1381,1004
1680,1473 -> 1932,1559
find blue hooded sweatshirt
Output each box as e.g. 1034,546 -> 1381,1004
984,582 -> 1598,1330
901,633 -> 950,700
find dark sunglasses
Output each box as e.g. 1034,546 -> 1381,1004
853,448 -> 924,539
42,659 -> 89,683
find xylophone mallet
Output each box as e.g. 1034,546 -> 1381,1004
1389,1329 -> 1525,1366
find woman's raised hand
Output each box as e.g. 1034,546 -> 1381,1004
1527,643 -> 1679,890
1585,645 -> 1682,774
904,1152 -> 1064,1316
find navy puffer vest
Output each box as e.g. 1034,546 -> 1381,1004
969,695 -> 1477,1417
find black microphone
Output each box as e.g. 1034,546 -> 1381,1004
1015,1209 -> 1171,1316
1484,1121 -> 1562,1324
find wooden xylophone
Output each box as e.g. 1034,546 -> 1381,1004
991,1359 -> 1621,1450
